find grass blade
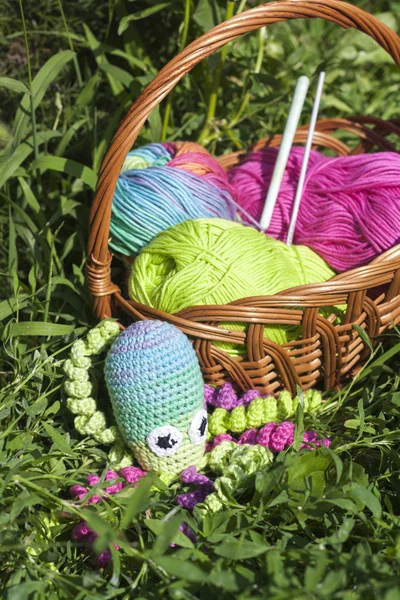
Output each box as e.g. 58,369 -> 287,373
118,3 -> 170,35
32,155 -> 98,189
352,324 -> 373,351
42,422 -> 75,456
0,77 -> 29,94
0,131 -> 61,188
13,50 -> 75,147
9,322 -> 74,336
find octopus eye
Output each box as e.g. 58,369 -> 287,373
189,410 -> 208,445
147,426 -> 183,457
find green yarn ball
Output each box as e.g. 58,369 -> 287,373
129,219 -> 336,353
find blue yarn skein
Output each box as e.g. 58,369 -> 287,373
110,143 -> 236,256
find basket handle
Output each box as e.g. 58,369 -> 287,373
88,0 -> 400,277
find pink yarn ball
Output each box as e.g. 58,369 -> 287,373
229,147 -> 400,272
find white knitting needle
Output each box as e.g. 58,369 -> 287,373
286,71 -> 326,246
259,75 -> 310,231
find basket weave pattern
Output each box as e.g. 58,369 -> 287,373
87,0 -> 400,395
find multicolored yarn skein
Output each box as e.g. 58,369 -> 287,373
105,320 -> 208,479
228,147 -> 400,272
129,218 -> 336,350
110,142 -> 236,255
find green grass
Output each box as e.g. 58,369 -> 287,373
1,0 -> 400,597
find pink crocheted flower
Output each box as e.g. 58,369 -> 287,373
87,474 -> 100,486
269,422 -> 295,452
213,433 -> 234,445
69,484 -> 88,500
238,428 -> 258,445
256,422 -> 278,448
69,467 -> 146,568
104,470 -> 124,494
120,466 -> 146,483
69,483 -> 100,505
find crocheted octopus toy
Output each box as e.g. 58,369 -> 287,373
65,319 -> 329,565
104,319 -> 207,478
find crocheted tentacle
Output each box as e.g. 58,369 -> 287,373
208,422 -> 331,452
108,442 -> 134,469
207,388 -> 322,436
64,320 -> 132,468
205,383 -> 322,412
205,383 -> 260,409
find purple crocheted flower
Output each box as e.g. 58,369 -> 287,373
204,384 -> 218,407
204,383 -> 264,409
178,466 -> 214,510
170,523 -> 197,548
177,483 -> 214,510
72,522 -> 91,540
301,432 -> 331,450
181,465 -> 211,485
240,389 -> 261,406
97,550 -> 113,568
71,522 -> 119,567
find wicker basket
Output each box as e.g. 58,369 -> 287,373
87,0 -> 400,395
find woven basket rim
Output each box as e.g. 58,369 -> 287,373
86,0 -> 400,394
